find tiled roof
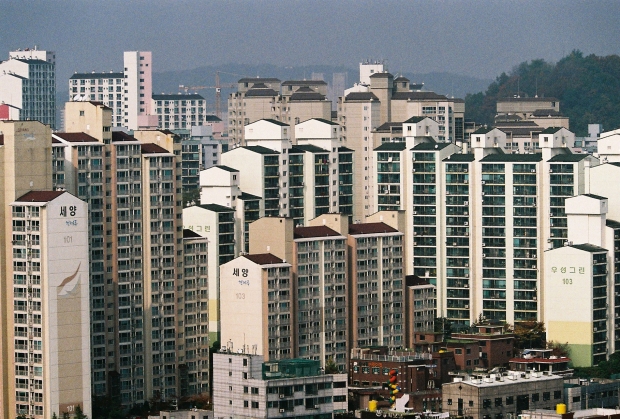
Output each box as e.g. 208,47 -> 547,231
345,92 -> 379,101
112,131 -> 138,142
444,154 -> 475,162
53,132 -> 99,143
569,243 -> 607,253
153,94 -> 205,100
183,229 -> 202,238
404,116 -> 426,124
292,144 -> 328,153
540,127 -> 564,134
260,118 -> 289,127
412,142 -> 452,151
375,143 -> 406,151
369,72 -> 393,78
303,117 -> 338,126
480,153 -> 542,162
243,253 -> 284,265
473,127 -> 494,134
15,190 -> 65,202
349,222 -> 399,235
606,219 -> 620,229
240,192 -> 261,200
581,193 -> 607,200
141,143 -> 170,154
245,88 -> 279,97
392,91 -> 449,101
70,72 -> 123,79
242,145 -> 279,155
294,226 -> 341,239
289,92 -> 325,101
547,153 -> 588,162
214,165 -> 239,172
197,203 -> 234,212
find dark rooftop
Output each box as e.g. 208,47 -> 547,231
304,117 -> 339,126
412,142 -> 452,151
238,77 -> 281,83
243,253 -> 284,265
244,88 -> 279,97
540,127 -> 565,134
375,143 -> 406,151
349,222 -> 399,235
581,193 -> 607,200
112,131 -> 138,142
473,127 -> 495,134
369,72 -> 393,78
282,80 -> 327,86
15,190 -> 65,202
569,243 -> 608,253
533,109 -> 563,117
292,144 -> 328,153
444,154 -> 475,162
214,165 -> 239,173
345,92 -> 379,102
183,229 -> 202,239
405,275 -> 431,287
392,91 -> 450,101
241,145 -> 279,155
290,92 -> 325,101
240,192 -> 261,200
606,219 -> 620,229
498,97 -> 559,102
197,203 -> 234,213
141,143 -> 170,154
404,116 -> 427,124
70,72 -> 123,79
375,122 -> 403,132
259,118 -> 289,127
53,132 -> 100,143
480,153 -> 542,162
547,153 -> 589,162
294,226 -> 341,239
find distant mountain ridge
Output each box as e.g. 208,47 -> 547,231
152,63 -> 492,108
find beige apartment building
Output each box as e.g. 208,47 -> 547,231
227,78 -> 331,146
55,101 -> 196,407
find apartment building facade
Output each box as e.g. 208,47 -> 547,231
0,48 -> 56,129
55,102 -> 188,406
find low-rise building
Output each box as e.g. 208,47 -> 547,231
212,351 -> 347,419
442,372 -> 564,419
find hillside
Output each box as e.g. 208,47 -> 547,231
465,51 -> 620,136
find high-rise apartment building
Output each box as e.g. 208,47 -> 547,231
69,51 -> 157,130
227,78 -> 332,146
9,191 -> 91,418
56,101 -> 188,407
0,48 -> 56,129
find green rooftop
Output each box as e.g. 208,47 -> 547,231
262,358 -> 322,380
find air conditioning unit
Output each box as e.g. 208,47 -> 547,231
531,169 -> 536,173
465,304 -> 469,309
279,394 -> 285,399
279,409 -> 285,413
549,169 -> 553,173
482,254 -> 486,258
465,263 -> 469,267
464,221 -> 469,226
464,201 -> 469,205
413,242 -> 417,246
481,180 -> 486,184
412,169 -> 416,173
464,284 -> 469,288
482,243 -> 486,247
464,179 -> 468,184
413,211 -> 417,215
464,168 -> 468,172
315,406 -> 320,409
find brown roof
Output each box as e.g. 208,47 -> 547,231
54,132 -> 99,143
140,143 -> 170,154
15,190 -> 65,202
406,274 -> 431,287
112,131 -> 138,142
294,226 -> 341,239
349,222 -> 399,235
183,229 -> 202,238
243,253 -> 284,265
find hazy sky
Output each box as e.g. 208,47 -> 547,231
1,0 -> 619,84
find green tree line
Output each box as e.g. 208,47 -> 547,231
465,51 -> 620,136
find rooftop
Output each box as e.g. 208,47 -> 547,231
345,92 -> 379,102
375,143 -> 406,151
569,243 -> 608,253
349,222 -> 400,235
197,203 -> 235,213
70,72 -> 123,79
15,190 -> 65,203
53,132 -> 100,143
183,229 -> 202,239
112,131 -> 138,142
140,143 -> 170,154
294,226 -> 342,239
153,93 -> 205,100
243,253 -> 284,265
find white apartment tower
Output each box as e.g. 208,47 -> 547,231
0,48 -> 56,129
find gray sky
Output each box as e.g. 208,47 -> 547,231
1,0 -> 619,84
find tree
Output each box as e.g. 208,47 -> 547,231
434,317 -> 452,340
513,320 -> 545,350
74,405 -> 87,419
547,341 -> 570,357
325,357 -> 339,374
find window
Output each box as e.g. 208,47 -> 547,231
244,400 -> 248,408
495,398 -> 502,407
469,401 -> 474,407
506,396 -> 513,405
554,391 -> 562,400
483,399 -> 491,408
447,399 -> 452,405
532,393 -> 539,402
251,401 -> 259,409
543,392 -> 550,401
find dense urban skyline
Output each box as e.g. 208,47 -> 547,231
1,0 -> 619,86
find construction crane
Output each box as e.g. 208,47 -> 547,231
178,71 -> 242,119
